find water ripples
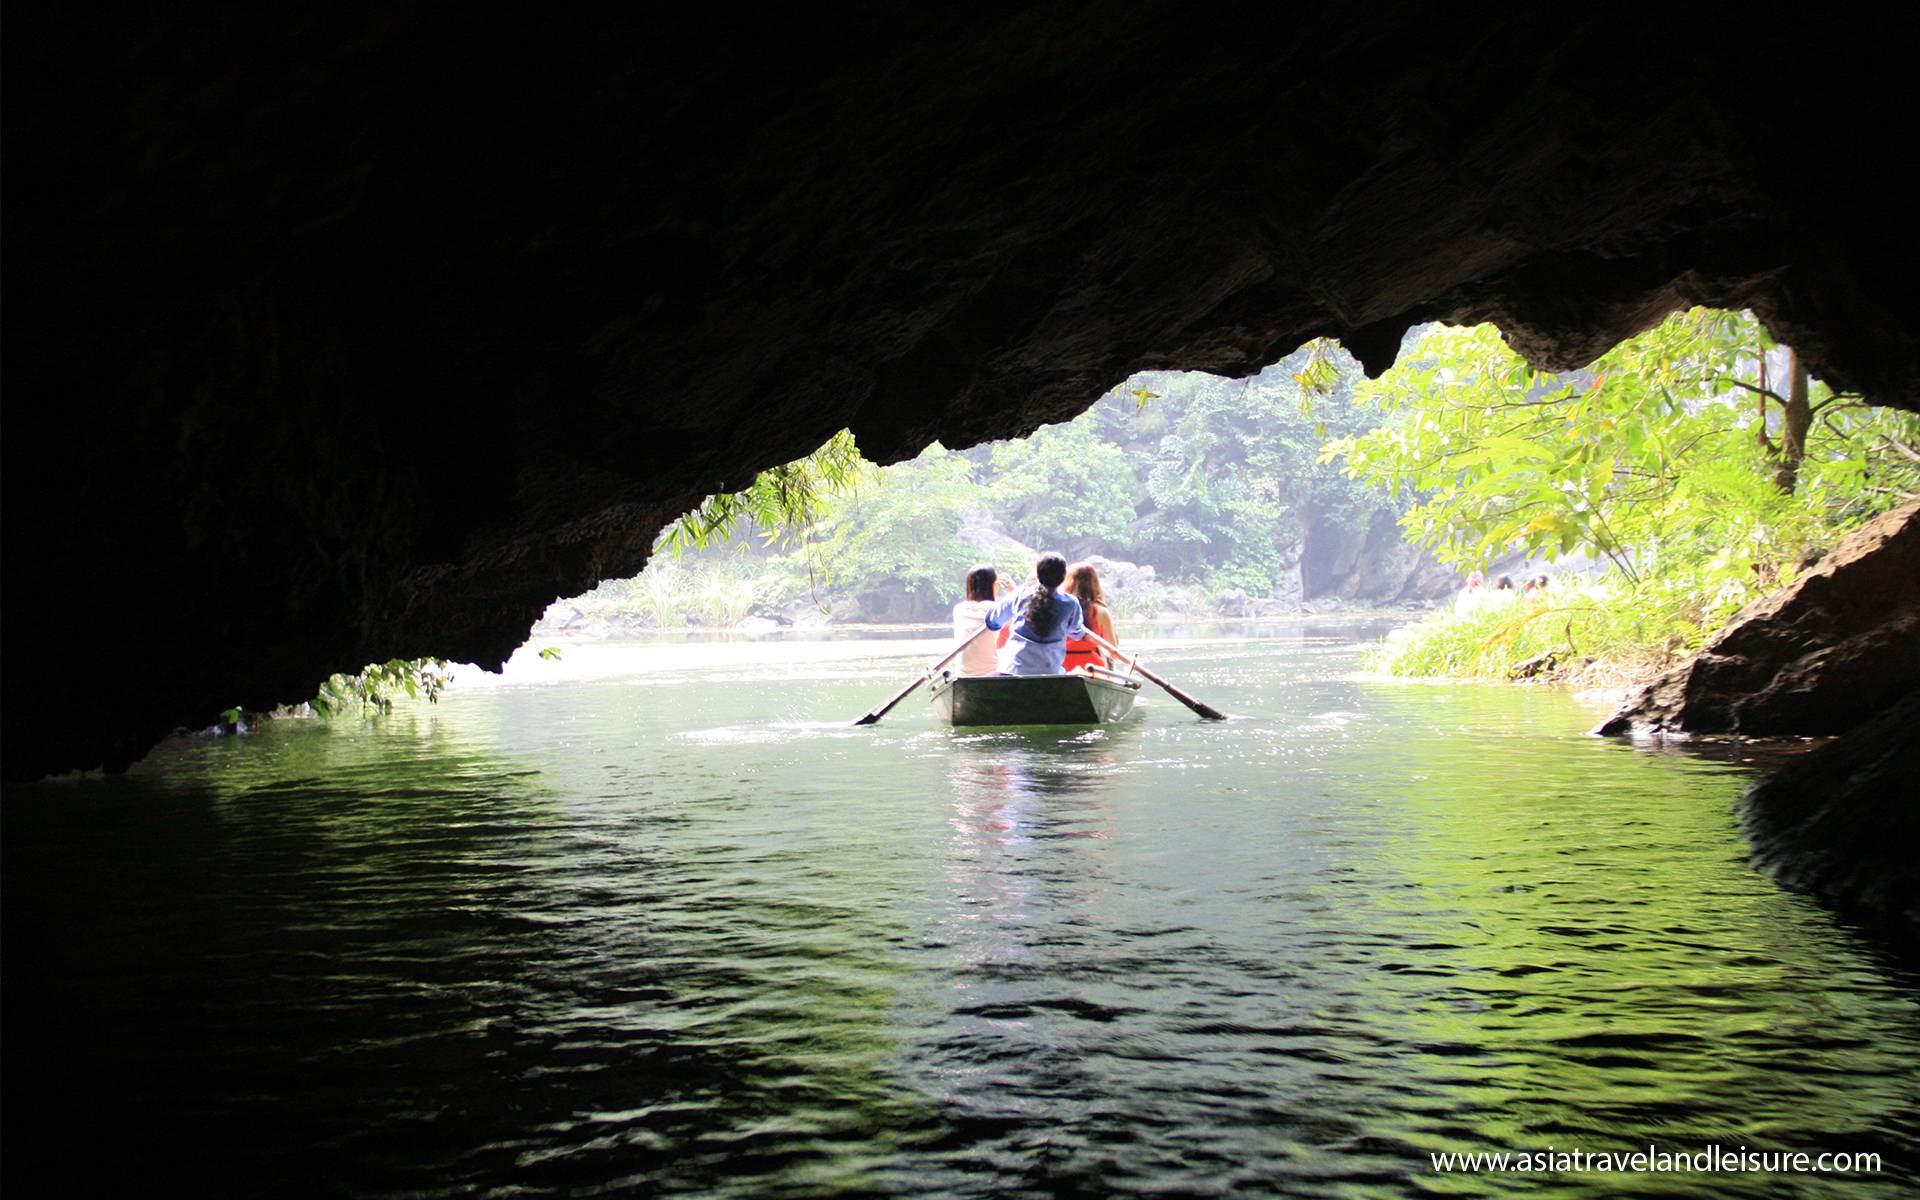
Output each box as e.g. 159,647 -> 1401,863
6,630 -> 1918,1197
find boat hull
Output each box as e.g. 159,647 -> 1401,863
929,672 -> 1140,726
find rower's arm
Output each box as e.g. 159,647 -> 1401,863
984,594 -> 1015,631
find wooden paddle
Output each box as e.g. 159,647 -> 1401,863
1086,631 -> 1227,720
852,624 -> 993,725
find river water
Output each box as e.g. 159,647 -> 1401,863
6,623 -> 1917,1198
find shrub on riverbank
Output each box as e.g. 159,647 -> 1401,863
1371,574 -> 1752,688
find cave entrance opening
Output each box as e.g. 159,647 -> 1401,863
535,338 -> 1422,644
530,305 -> 1918,660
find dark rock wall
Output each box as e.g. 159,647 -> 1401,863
1742,692 -> 1920,941
1597,501 -> 1920,738
7,5 -> 1919,778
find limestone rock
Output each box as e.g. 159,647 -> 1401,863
1597,501 -> 1920,737
1084,555 -> 1156,605
955,512 -> 1037,569
1214,588 -> 1253,617
1301,510 -> 1456,606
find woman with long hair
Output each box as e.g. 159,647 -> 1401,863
983,552 -> 1086,675
1060,561 -> 1118,673
951,565 -> 1002,677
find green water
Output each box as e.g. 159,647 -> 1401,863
5,624 -> 1916,1198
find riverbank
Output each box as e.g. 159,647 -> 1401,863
1365,579 -> 1745,693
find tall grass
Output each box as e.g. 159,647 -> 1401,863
1371,574 -> 1754,686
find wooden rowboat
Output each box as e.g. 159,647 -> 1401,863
929,671 -> 1141,727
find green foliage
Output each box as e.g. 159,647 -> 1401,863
1334,308 -> 1920,682
663,429 -> 872,553
312,658 -> 451,717
1128,342 -> 1400,591
807,445 -> 1011,608
1291,336 -> 1346,397
986,422 -> 1137,553
1329,311 -> 1918,585
1107,579 -> 1164,620
1371,580 -> 1742,685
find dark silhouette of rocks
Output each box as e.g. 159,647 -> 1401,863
1743,692 -> 1920,940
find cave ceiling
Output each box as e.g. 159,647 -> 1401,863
4,4 -> 1915,779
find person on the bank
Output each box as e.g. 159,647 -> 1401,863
984,553 -> 1085,675
951,565 -> 1003,677
1060,561 -> 1118,673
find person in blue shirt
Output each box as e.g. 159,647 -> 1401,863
984,553 -> 1086,675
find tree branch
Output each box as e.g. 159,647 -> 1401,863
1873,434 -> 1920,465
1711,376 -> 1791,408
1817,400 -> 1873,419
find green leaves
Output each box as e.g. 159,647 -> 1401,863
311,657 -> 451,718
1291,337 -> 1344,396
664,430 -> 872,555
805,444 -> 1002,607
1337,312 -> 1836,582
987,421 -> 1138,550
1332,307 -> 1920,664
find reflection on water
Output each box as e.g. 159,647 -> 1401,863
5,628 -> 1917,1198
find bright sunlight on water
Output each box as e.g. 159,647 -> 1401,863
6,621 -> 1917,1198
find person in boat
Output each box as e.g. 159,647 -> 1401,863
1061,561 -> 1118,673
951,565 -> 1003,677
984,552 -> 1086,675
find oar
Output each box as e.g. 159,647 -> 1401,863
852,624 -> 993,726
1086,631 -> 1227,720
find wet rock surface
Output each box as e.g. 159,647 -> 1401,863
1742,692 -> 1920,941
1597,501 -> 1920,738
6,6 -> 1918,777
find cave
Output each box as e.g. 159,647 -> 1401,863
12,8 -> 1920,1192
6,8 -> 1917,830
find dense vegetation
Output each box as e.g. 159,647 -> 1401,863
561,342 -> 1409,629
1332,309 -> 1920,684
